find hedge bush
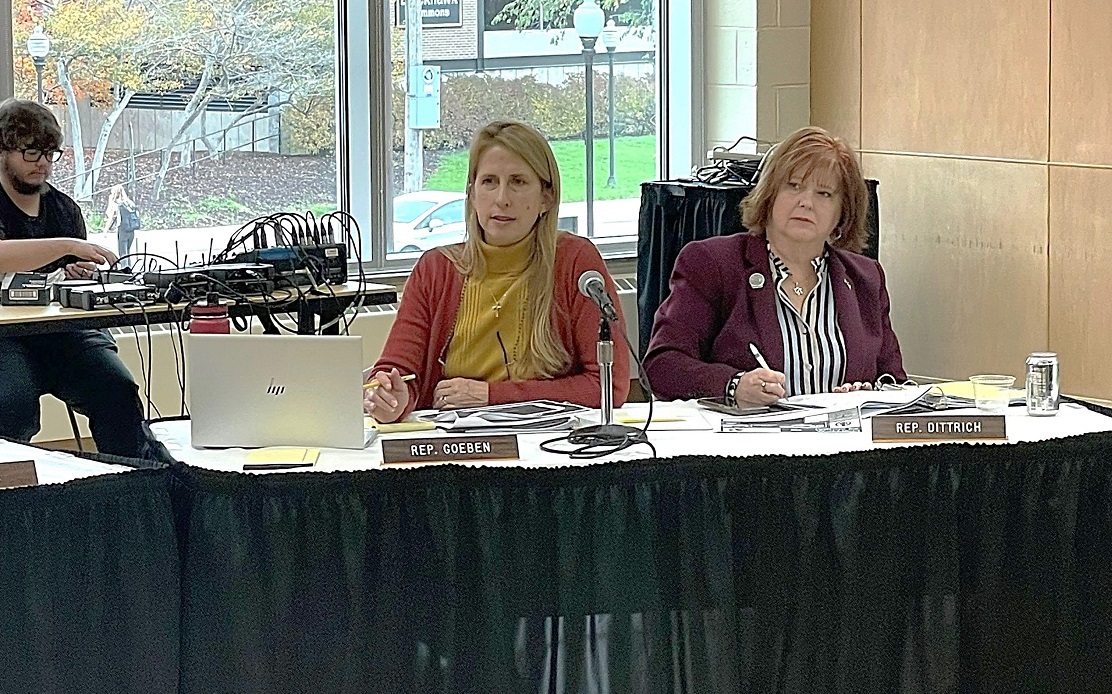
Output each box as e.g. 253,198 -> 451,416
390,70 -> 656,150
282,69 -> 656,155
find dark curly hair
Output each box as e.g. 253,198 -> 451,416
0,98 -> 63,152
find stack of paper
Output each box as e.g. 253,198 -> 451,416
720,406 -> 863,433
783,385 -> 936,417
421,400 -> 589,434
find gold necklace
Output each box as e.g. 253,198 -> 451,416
489,287 -> 509,317
487,277 -> 524,318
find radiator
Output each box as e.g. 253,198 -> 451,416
33,277 -> 640,443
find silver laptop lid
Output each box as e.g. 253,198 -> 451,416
188,334 -> 367,449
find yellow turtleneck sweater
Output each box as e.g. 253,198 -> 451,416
442,235 -> 532,383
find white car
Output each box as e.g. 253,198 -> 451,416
391,191 -> 467,252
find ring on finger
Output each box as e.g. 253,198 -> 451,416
759,380 -> 767,392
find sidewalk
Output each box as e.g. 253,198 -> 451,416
88,224 -> 243,267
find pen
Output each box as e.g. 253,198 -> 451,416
363,373 -> 417,390
242,462 -> 315,470
748,342 -> 771,371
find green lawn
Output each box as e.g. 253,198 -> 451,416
423,135 -> 656,202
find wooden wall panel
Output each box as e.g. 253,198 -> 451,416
1050,0 -> 1112,164
863,153 -> 1049,382
811,0 -> 861,147
860,0 -> 1048,160
1049,167 -> 1112,399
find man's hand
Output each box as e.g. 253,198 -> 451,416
64,261 -> 99,279
68,240 -> 118,267
62,241 -> 119,279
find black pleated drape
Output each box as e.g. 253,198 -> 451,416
171,425 -> 1112,694
0,467 -> 179,694
635,179 -> 881,359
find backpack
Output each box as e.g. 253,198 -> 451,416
119,203 -> 141,233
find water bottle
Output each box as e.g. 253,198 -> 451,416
189,298 -> 230,334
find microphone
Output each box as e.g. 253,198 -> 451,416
577,270 -> 619,322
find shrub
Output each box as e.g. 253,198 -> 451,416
389,68 -> 656,151
283,96 -> 335,155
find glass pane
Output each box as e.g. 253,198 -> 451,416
12,0 -> 339,269
388,0 -> 658,258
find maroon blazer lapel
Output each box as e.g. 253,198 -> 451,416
829,248 -> 868,383
741,236 -> 784,371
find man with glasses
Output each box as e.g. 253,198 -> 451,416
0,98 -> 172,463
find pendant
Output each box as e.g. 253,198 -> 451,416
793,284 -> 804,296
492,302 -> 501,317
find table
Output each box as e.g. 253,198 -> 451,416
156,402 -> 1112,693
0,280 -> 397,337
0,440 -> 179,694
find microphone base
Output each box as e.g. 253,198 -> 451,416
568,423 -> 647,446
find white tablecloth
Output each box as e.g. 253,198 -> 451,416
152,399 -> 1112,474
0,439 -> 132,485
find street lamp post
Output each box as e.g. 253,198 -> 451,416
26,26 -> 51,105
573,0 -> 604,237
601,19 -> 620,188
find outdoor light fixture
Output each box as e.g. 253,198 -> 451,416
600,19 -> 620,188
26,25 -> 51,105
573,0 -> 606,236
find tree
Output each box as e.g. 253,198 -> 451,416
494,0 -> 654,37
14,0 -> 154,201
139,0 -> 334,198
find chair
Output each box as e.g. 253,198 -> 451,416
65,403 -> 84,453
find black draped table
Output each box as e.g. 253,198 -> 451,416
168,405 -> 1112,694
0,450 -> 178,694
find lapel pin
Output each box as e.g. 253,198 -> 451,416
844,278 -> 852,289
749,273 -> 765,290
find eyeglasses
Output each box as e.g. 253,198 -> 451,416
20,148 -> 63,163
437,329 -> 513,382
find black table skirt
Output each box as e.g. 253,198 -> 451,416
0,467 -> 179,694
169,425 -> 1112,694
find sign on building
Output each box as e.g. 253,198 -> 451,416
394,0 -> 463,28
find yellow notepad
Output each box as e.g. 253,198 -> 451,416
365,417 -> 437,434
245,448 -> 320,464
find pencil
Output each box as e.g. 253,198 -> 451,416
363,373 -> 416,390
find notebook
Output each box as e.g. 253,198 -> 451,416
187,333 -> 373,449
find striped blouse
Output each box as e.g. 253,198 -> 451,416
725,245 -> 848,403
768,248 -> 846,396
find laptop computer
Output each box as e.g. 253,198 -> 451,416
188,333 -> 372,449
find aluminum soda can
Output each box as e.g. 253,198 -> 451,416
1026,352 -> 1060,416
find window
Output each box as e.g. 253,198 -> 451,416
10,0 -> 339,268
384,0 -> 662,264
9,0 -> 691,272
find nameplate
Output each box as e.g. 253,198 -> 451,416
872,415 -> 1006,442
0,460 -> 39,489
381,435 -> 520,464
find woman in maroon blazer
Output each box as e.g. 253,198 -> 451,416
643,126 -> 905,407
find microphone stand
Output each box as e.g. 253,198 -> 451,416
568,316 -> 645,445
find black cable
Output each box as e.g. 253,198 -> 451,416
167,299 -> 190,416
538,323 -> 657,459
109,296 -> 161,420
323,210 -> 367,334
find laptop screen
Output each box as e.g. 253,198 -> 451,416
187,334 -> 368,449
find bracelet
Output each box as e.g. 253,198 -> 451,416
725,371 -> 744,406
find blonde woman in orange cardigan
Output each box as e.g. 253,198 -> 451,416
365,121 -> 629,424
